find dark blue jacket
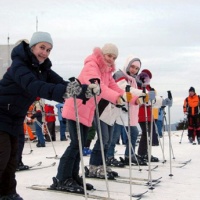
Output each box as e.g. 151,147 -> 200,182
0,41 -> 68,136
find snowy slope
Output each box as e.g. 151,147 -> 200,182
16,130 -> 200,200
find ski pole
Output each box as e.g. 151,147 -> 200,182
147,90 -> 156,190
167,91 -> 173,177
119,115 -> 142,171
24,119 -> 33,154
89,78 -> 110,199
35,120 -> 59,159
179,117 -> 187,144
153,119 -> 166,163
69,77 -> 88,200
125,85 -> 134,200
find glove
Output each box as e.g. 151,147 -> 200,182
162,98 -> 172,107
116,92 -> 132,105
85,83 -> 101,98
64,81 -> 82,98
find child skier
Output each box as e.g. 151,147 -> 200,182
51,43 -> 131,193
0,32 -> 94,200
106,55 -> 148,167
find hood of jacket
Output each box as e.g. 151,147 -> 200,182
84,47 -> 116,73
11,41 -> 52,71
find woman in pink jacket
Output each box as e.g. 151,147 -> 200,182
51,43 -> 126,193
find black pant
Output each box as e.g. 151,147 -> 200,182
47,122 -> 56,141
0,131 -> 18,195
137,121 -> 158,156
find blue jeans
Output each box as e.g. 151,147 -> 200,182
34,121 -> 45,145
156,120 -> 163,137
107,123 -> 139,158
59,120 -> 67,140
56,120 -> 89,181
89,120 -> 114,166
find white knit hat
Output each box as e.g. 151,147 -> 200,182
101,43 -> 118,58
29,31 -> 53,48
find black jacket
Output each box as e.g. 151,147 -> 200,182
0,41 -> 68,136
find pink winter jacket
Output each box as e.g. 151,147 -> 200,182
62,48 -> 124,127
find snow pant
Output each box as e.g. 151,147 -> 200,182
138,121 -> 153,156
107,123 -> 138,159
17,130 -> 25,164
59,120 -> 67,140
47,122 -> 56,141
0,131 -> 18,196
34,121 -> 45,145
152,121 -> 159,145
56,120 -> 89,181
89,119 -> 114,166
23,123 -> 35,140
156,120 -> 163,137
187,115 -> 200,138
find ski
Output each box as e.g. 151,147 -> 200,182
178,159 -> 192,165
17,162 -> 56,172
132,190 -> 148,198
85,176 -> 150,186
29,161 -> 42,169
29,162 -> 56,170
46,155 -> 60,159
117,176 -> 162,183
27,184 -> 115,200
23,149 -> 33,155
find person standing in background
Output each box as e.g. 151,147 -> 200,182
55,103 -> 67,141
183,87 -> 200,144
45,104 -> 56,141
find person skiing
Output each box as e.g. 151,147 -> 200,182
0,32 -> 94,200
50,43 -> 131,193
183,87 -> 200,144
137,69 -> 161,162
106,55 -> 148,167
55,103 -> 68,141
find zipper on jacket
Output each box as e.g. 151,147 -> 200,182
8,104 -> 10,110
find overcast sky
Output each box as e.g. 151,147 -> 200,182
1,0 -> 200,123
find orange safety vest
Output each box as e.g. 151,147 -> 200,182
183,94 -> 200,116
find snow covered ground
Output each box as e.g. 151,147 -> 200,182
16,130 -> 200,200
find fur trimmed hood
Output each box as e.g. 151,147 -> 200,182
84,47 -> 116,73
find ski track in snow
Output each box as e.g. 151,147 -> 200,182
17,130 -> 200,200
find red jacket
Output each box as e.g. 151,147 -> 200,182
138,85 -> 152,122
44,104 -> 56,122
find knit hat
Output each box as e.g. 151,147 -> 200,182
141,69 -> 152,79
189,87 -> 195,92
101,43 -> 118,58
29,31 -> 53,48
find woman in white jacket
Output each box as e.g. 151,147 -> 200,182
106,55 -> 148,166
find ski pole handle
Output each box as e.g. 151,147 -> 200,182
125,85 -> 132,103
167,91 -> 172,100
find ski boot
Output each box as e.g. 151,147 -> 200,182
120,156 -> 148,166
74,175 -> 94,190
0,193 -> 24,200
83,147 -> 92,156
106,157 -> 124,168
16,162 -> 29,171
50,177 -> 84,194
141,154 -> 159,162
85,165 -> 115,180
